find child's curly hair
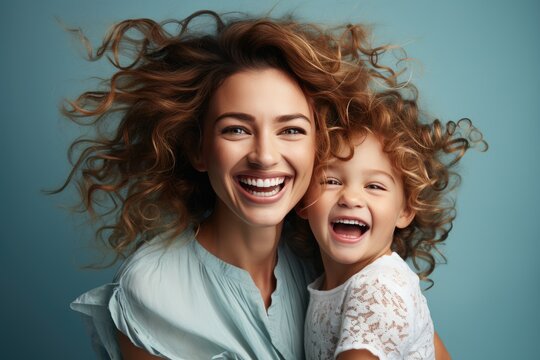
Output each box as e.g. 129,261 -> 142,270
55,10 -> 392,261
292,87 -> 487,283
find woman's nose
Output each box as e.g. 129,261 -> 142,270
247,136 -> 279,168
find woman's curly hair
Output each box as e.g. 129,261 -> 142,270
293,85 -> 487,284
55,10 -> 391,261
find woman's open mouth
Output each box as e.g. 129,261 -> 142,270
237,176 -> 287,198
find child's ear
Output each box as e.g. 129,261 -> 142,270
396,207 -> 415,229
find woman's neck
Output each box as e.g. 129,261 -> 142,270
196,205 -> 282,309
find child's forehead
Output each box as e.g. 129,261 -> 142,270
326,133 -> 394,171
333,132 -> 380,156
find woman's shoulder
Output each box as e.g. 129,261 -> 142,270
114,227 -> 197,294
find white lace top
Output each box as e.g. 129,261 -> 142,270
305,252 -> 434,360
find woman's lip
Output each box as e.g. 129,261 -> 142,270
234,175 -> 291,204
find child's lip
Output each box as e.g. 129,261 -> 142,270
330,216 -> 370,244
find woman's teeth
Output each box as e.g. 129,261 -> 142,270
238,177 -> 286,197
239,177 -> 285,187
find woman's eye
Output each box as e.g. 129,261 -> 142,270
222,127 -> 248,135
281,127 -> 306,135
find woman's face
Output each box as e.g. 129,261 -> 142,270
196,68 -> 316,227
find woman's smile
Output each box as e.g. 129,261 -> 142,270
196,68 -> 316,227
236,175 -> 288,200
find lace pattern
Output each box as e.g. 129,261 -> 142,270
305,253 -> 434,360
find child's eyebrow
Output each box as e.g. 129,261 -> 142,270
364,169 -> 396,184
213,112 -> 312,124
325,164 -> 397,184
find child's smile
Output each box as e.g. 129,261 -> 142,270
300,133 -> 415,282
330,217 -> 371,243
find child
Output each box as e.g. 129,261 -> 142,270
298,91 -> 485,359
59,10 -> 386,359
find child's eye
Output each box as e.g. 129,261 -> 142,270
322,177 -> 341,186
366,183 -> 386,191
280,127 -> 307,135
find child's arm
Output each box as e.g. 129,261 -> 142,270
118,331 -> 163,360
337,349 -> 379,359
434,331 -> 451,360
336,336 -> 449,360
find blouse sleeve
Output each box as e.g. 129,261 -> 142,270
71,281 -> 167,360
334,269 -> 415,359
70,284 -> 122,360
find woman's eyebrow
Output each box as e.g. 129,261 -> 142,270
213,112 -> 311,124
214,112 -> 254,123
275,113 -> 312,124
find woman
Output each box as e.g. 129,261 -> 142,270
63,10 -> 449,359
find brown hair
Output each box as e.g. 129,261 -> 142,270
56,10 -> 386,261
295,84 -> 487,284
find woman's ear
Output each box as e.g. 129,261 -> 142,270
190,151 -> 207,172
189,135 -> 207,172
396,207 -> 415,229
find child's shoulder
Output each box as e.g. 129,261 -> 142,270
347,252 -> 421,299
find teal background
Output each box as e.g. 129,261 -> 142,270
2,0 -> 538,358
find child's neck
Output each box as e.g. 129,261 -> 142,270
321,249 -> 393,290
196,204 -> 281,309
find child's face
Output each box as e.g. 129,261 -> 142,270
301,133 -> 414,269
196,68 -> 316,227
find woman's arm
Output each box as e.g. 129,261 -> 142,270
434,331 -> 451,360
117,331 -> 163,360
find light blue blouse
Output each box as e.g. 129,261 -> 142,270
71,227 -> 315,359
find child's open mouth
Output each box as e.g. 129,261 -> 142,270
332,219 -> 370,238
237,176 -> 286,197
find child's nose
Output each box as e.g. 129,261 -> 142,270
338,187 -> 366,208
